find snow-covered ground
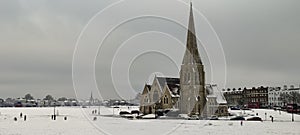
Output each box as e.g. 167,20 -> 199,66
0,107 -> 299,135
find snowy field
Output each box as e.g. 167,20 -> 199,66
0,107 -> 300,135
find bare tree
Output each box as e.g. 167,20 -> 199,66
44,95 -> 54,101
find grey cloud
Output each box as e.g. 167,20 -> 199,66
0,0 -> 299,100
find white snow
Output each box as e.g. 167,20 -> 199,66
0,107 -> 299,135
141,114 -> 156,119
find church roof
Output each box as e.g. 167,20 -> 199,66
167,83 -> 180,97
145,84 -> 151,90
206,84 -> 227,104
156,77 -> 180,89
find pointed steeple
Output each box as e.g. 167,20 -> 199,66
90,91 -> 94,104
180,2 -> 206,116
182,2 -> 202,65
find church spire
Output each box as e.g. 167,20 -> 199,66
180,2 -> 206,116
182,2 -> 202,65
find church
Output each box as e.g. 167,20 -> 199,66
140,3 -> 228,118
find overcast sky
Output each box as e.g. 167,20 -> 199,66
1,0 -> 299,100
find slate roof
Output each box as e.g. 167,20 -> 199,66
156,77 -> 180,97
156,77 -> 180,89
145,84 -> 151,91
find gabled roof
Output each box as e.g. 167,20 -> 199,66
156,77 -> 180,89
142,84 -> 151,95
145,84 -> 151,90
166,83 -> 180,98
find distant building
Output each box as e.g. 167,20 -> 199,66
268,85 -> 300,107
0,98 -> 4,107
222,88 -> 244,106
223,86 -> 268,108
89,92 -> 94,106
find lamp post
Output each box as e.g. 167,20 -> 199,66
53,102 -> 56,120
292,97 -> 294,122
53,102 -> 56,116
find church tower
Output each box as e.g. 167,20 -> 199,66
179,2 -> 206,117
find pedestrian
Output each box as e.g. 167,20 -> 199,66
240,120 -> 243,126
92,110 -> 94,114
24,115 -> 27,121
256,113 -> 258,116
271,116 -> 274,122
265,112 -> 267,121
14,117 -> 17,121
51,115 -> 54,120
64,116 -> 67,120
20,112 -> 23,118
53,115 -> 56,120
95,110 -> 97,114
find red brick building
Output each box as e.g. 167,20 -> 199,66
223,86 -> 268,108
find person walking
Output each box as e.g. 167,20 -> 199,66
24,115 -> 27,121
271,116 -> 274,123
240,120 -> 243,126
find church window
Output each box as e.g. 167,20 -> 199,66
187,73 -> 191,84
163,95 -> 169,104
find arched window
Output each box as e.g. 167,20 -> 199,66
185,73 -> 188,83
163,95 -> 168,104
